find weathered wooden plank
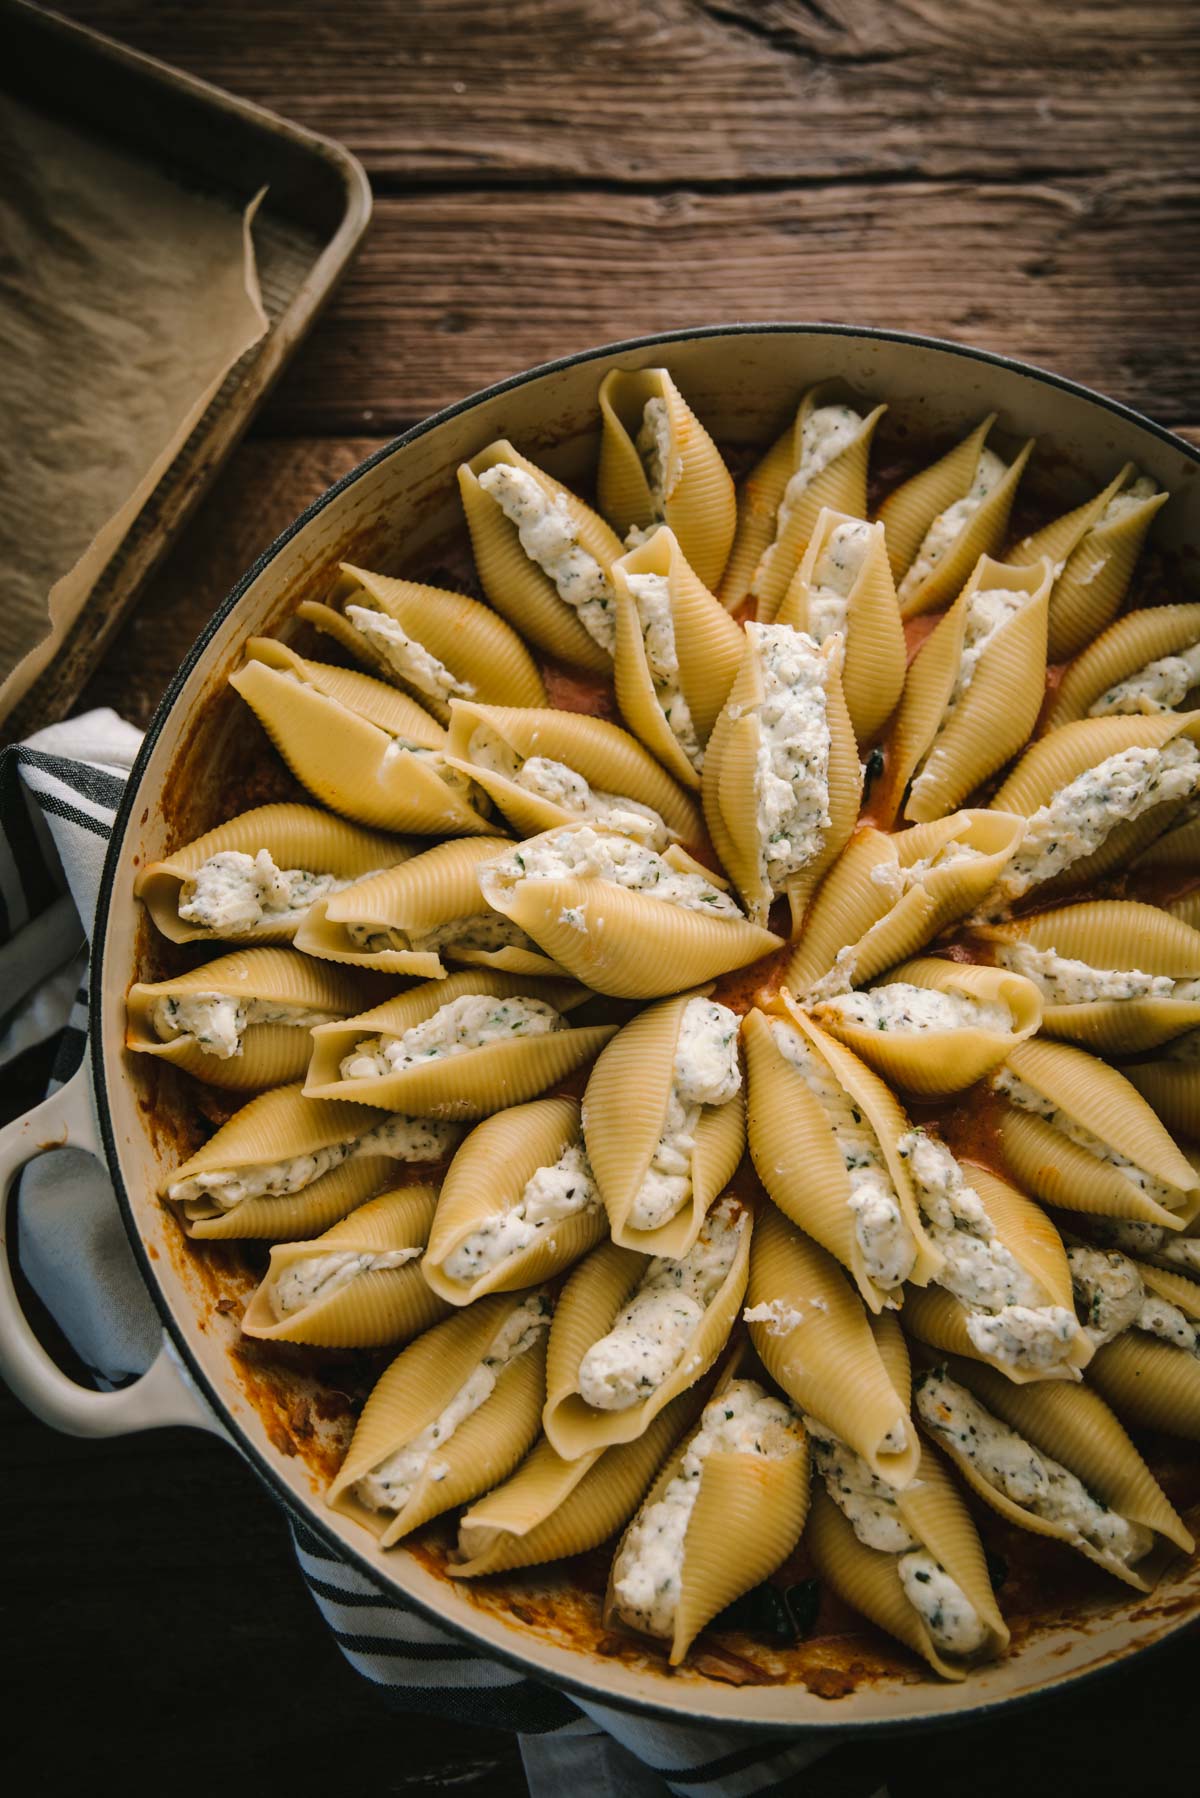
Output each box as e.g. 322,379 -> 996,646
54,0 -> 1200,187
256,180 -> 1200,435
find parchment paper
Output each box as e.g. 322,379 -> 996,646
0,95 -> 269,720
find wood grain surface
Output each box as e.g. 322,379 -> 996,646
7,0 -> 1199,1789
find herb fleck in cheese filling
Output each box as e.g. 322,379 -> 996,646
899,1131 -> 1079,1372
815,983 -> 1014,1038
916,1365 -> 1154,1570
466,725 -> 671,845
356,1294 -> 551,1515
803,520 -> 874,642
486,826 -> 745,920
167,1114 -> 459,1213
340,993 -> 564,1082
610,1379 -> 801,1638
993,939 -> 1200,1008
747,624 -> 833,891
343,604 -> 474,707
270,1246 -> 423,1319
898,447 -> 1007,604
626,998 -> 742,1232
805,1416 -> 988,1657
768,1018 -> 916,1291
178,850 -> 362,934
624,570 -> 703,771
478,464 -> 616,653
151,993 -> 337,1060
1090,641 -> 1200,717
1068,1245 -> 1200,1356
756,404 -> 864,592
577,1197 -> 743,1411
443,1142 -> 600,1284
992,1068 -> 1181,1209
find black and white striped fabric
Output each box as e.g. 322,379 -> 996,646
1,713 -> 871,1798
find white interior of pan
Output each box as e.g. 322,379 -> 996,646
94,328 -> 1200,1727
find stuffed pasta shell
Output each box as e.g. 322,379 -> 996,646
976,899 -> 1200,1053
596,368 -> 736,590
477,824 -> 782,999
991,1037 -> 1200,1227
884,554 -> 1053,824
422,1096 -> 605,1302
241,1184 -> 450,1346
582,990 -> 745,1258
229,638 -> 492,836
543,1194 -> 751,1457
702,625 -> 862,929
610,527 -> 744,787
444,698 -> 701,845
877,415 -> 1034,620
719,384 -> 885,618
606,1373 -> 809,1666
297,563 -> 546,721
126,947 -> 368,1090
785,809 -> 1024,1000
1125,1034 -> 1200,1141
161,1083 -> 460,1240
458,440 -> 625,670
742,1001 -> 940,1311
1010,465 -> 1168,661
136,803 -> 411,946
775,507 -> 905,747
1046,602 -> 1200,729
304,968 -> 614,1119
809,957 -> 1042,1095
914,1355 -> 1193,1590
329,1290 -> 551,1547
1066,1242 -> 1200,1439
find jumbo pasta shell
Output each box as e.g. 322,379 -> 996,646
716,423 -> 794,612
1133,814 -> 1200,873
458,440 -> 624,670
785,810 -> 1025,998
1046,602 -> 1200,728
611,527 -> 744,787
742,1004 -> 941,1310
1087,1333 -> 1200,1442
1124,1056 -> 1200,1141
444,699 -> 702,842
542,1205 -> 752,1458
241,1185 -> 451,1346
126,948 -> 370,1090
877,417 -> 996,585
161,1085 -> 388,1196
582,989 -> 745,1259
328,1292 -> 550,1546
745,1202 -> 919,1487
812,957 -> 1042,1096
135,804 -> 413,946
228,639 -> 493,836
885,554 -> 1053,824
185,1155 -> 398,1242
596,368 -> 736,590
776,508 -> 906,746
304,969 -> 613,1118
1166,890 -> 1200,931
298,563 -> 546,721
423,1096 -> 605,1302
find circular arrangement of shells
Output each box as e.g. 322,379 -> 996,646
130,368 -> 1200,1683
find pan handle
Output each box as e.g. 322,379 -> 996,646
0,1066 -> 222,1438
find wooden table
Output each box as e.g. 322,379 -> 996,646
5,1 -> 1198,1787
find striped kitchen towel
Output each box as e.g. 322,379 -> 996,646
0,711 -> 873,1797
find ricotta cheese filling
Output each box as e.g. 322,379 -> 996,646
768,1018 -> 917,1291
637,397 -> 673,514
916,1365 -> 1155,1569
898,447 -> 1007,605
623,570 -> 703,771
1099,474 -> 1159,526
992,1068 -> 1180,1208
742,1297 -> 813,1335
177,850 -> 361,934
806,843 -> 988,1002
486,826 -> 745,920
345,912 -> 538,958
1083,1217 -> 1200,1279
151,993 -> 337,1060
442,1141 -> 600,1284
756,403 -> 864,592
610,1379 -> 801,1639
990,939 -> 1197,1007
477,464 -> 616,653
356,1294 -> 551,1515
803,519 -> 874,642
909,586 -> 1028,804
270,1246 -> 423,1319
378,735 -> 478,799
898,1130 -> 1079,1371
994,739 -> 1200,904
814,983 -> 1014,1038
577,1197 -> 744,1411
167,1113 -> 460,1211
1068,1244 -> 1200,1355
466,725 -> 671,845
805,1416 -> 988,1657
343,603 -> 474,707
747,624 -> 833,891
339,994 -> 564,1082
1089,641 -> 1200,718
626,998 -> 742,1232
